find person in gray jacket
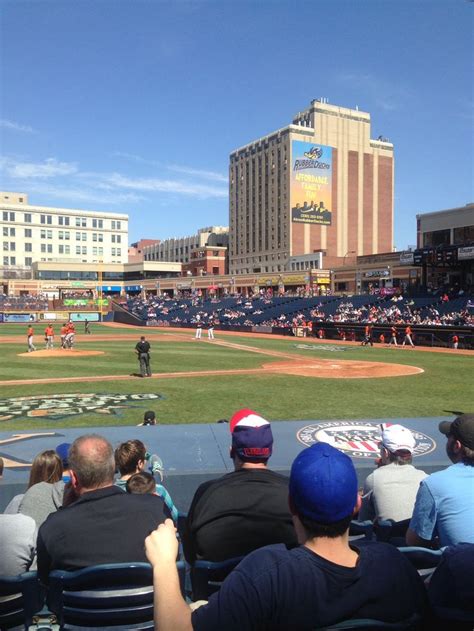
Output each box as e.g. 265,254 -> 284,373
19,479 -> 65,528
359,424 -> 427,523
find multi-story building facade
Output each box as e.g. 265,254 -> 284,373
143,226 -> 228,265
229,99 -> 394,274
0,192 -> 129,268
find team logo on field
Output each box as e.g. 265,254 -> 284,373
296,421 -> 436,459
294,344 -> 355,353
0,393 -> 163,422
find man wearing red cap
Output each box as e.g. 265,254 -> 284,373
183,409 -> 297,563
146,442 -> 427,630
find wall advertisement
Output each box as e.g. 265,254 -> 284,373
291,141 -> 333,226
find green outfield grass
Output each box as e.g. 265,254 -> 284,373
0,323 -> 472,431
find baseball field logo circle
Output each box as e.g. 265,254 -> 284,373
296,421 -> 436,459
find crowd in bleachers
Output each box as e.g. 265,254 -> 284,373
124,289 -> 474,331
1,410 -> 473,629
0,293 -> 49,311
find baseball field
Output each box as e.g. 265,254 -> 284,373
0,322 -> 472,431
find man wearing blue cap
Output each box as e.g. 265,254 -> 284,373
146,441 -> 428,630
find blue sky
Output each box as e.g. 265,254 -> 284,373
1,0 -> 472,249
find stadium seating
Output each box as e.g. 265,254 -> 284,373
190,555 -> 245,601
374,519 -> 410,544
0,571 -> 45,630
48,562 -> 185,629
397,547 -> 443,579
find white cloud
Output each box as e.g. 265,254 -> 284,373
0,119 -> 36,134
113,151 -> 227,183
168,164 -> 228,183
23,182 -> 144,206
1,157 -> 78,178
104,173 -> 228,198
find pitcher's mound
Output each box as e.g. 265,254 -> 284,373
18,350 -> 105,358
263,359 -> 423,379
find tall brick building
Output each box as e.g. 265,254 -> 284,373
229,99 -> 394,274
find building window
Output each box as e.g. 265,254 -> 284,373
24,213 -> 32,223
65,245 -> 70,255
47,244 -> 52,253
76,232 -> 81,240
25,228 -> 32,238
93,233 -> 97,242
25,257 -> 32,266
65,232 -> 70,240
9,256 -> 15,265
47,230 -> 53,239
82,246 -> 87,255
25,243 -> 32,252
41,244 -> 46,253
76,246 -> 81,255
59,245 -> 64,254
2,228 -> 7,237
117,248 -> 121,256
82,232 -> 87,241
58,216 -> 70,226
3,256 -> 8,265
41,230 -> 46,239
59,231 -> 64,240
41,215 -> 46,224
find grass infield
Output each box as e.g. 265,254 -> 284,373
0,323 -> 471,431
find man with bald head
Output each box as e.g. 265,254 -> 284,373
37,434 -> 169,584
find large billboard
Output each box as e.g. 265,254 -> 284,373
291,141 -> 333,226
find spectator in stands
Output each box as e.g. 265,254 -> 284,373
359,424 -> 427,522
407,414 -> 474,548
0,457 -> 37,576
427,543 -> 474,620
4,449 -> 63,514
115,439 -> 178,521
126,471 -> 156,495
183,409 -> 297,563
36,434 -> 170,583
55,442 -> 72,483
146,442 -> 428,630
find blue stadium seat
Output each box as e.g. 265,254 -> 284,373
349,520 -> 374,541
374,519 -> 410,544
0,571 -> 45,630
48,562 -> 185,629
190,555 -> 245,601
397,547 -> 443,580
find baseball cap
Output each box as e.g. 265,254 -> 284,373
289,442 -> 358,523
143,410 -> 156,425
56,442 -> 71,468
439,414 -> 474,449
229,408 -> 273,462
380,424 -> 416,454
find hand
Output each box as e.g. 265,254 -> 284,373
145,519 -> 179,568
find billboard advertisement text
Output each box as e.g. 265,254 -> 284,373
291,141 -> 333,226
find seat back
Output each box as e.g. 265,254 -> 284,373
48,562 -> 185,629
374,519 -> 410,544
191,556 -> 244,601
349,520 -> 374,541
0,571 -> 44,630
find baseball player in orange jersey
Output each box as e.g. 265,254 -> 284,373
402,325 -> 414,347
44,324 -> 54,349
388,326 -> 398,346
27,325 -> 36,352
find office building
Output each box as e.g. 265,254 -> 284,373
0,191 -> 129,268
229,99 -> 394,274
143,226 -> 228,265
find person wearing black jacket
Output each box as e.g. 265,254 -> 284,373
135,335 -> 152,377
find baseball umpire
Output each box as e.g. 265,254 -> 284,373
135,335 -> 152,378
